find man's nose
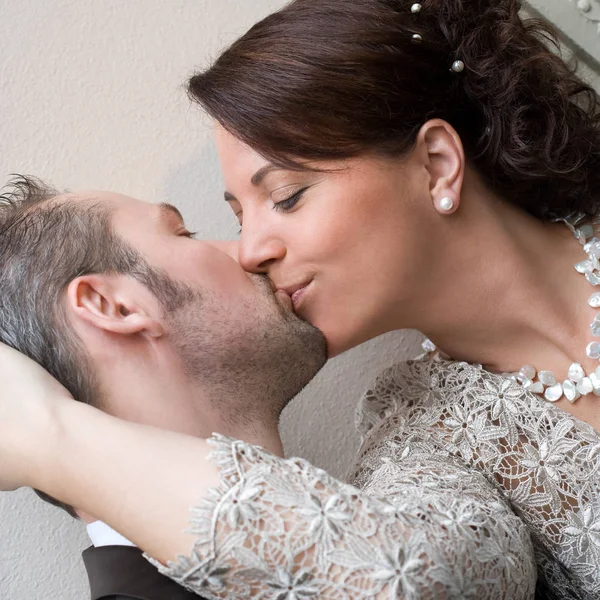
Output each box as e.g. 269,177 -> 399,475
205,240 -> 240,262
238,230 -> 286,273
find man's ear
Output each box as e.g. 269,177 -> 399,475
66,274 -> 164,338
416,119 -> 465,211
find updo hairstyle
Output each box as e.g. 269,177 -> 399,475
189,0 -> 600,220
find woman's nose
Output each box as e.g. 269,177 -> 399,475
238,231 -> 286,273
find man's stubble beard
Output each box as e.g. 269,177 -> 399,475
166,275 -> 327,428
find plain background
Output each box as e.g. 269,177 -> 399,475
0,1 -> 598,598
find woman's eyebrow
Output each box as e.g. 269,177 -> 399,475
250,164 -> 281,186
224,165 -> 320,202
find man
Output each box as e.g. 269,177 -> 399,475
0,175 -> 327,599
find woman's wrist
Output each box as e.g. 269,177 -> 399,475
23,396 -> 74,490
24,400 -> 218,561
0,393 -> 70,492
32,399 -> 105,498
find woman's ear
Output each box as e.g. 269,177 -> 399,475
417,119 -> 465,215
66,275 -> 164,338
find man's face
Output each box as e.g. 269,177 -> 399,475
79,191 -> 328,421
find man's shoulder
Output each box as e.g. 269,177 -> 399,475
82,545 -> 202,600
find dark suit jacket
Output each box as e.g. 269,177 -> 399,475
82,545 -> 203,600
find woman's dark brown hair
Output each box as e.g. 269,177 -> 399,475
188,0 -> 600,221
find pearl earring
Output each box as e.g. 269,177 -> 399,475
438,197 -> 454,213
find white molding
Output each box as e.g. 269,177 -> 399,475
571,0 -> 600,27
523,0 -> 600,70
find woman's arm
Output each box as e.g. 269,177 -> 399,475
23,402 -> 538,598
0,341 -> 215,561
1,343 -> 536,598
41,400 -> 219,564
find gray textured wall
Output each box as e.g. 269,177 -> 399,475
0,1 -> 598,598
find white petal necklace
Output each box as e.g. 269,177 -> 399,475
423,215 -> 600,404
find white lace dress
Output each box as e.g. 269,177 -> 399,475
149,356 -> 600,599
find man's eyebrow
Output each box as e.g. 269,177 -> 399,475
158,202 -> 184,223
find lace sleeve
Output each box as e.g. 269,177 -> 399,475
146,434 -> 536,599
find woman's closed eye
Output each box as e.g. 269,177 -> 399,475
273,187 -> 309,212
234,185 -> 310,235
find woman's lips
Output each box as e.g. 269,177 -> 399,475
290,284 -> 309,309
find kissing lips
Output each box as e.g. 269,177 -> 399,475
276,280 -> 314,311
290,284 -> 310,310
275,289 -> 294,311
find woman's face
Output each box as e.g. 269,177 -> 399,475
214,127 -> 440,356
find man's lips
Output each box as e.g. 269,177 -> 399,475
275,289 -> 294,311
276,280 -> 313,310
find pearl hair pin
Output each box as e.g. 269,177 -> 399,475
411,2 -> 423,42
408,4 -> 466,74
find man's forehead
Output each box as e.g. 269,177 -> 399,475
54,191 -> 183,228
62,189 -> 141,206
59,190 -> 161,218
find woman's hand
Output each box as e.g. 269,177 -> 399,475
0,342 -> 73,491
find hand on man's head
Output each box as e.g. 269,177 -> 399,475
0,341 -> 73,491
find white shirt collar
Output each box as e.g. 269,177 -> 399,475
86,521 -> 136,548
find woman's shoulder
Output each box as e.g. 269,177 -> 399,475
355,354 -> 484,440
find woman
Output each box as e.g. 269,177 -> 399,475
190,2 -> 599,593
2,0 -> 599,597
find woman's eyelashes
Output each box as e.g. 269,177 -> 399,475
273,187 -> 309,212
235,186 -> 309,235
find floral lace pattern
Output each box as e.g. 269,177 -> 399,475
352,357 -> 600,599
148,361 -> 542,599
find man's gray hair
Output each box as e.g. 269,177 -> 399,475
0,175 -> 191,516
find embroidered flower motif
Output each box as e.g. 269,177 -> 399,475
266,567 -> 319,600
223,484 -> 262,528
563,505 -> 600,555
443,405 -> 504,461
296,493 -> 351,541
520,420 -> 579,490
168,552 -> 230,592
578,430 -> 600,465
444,406 -> 481,444
371,545 -> 426,598
429,497 -> 489,540
481,379 -> 522,419
521,441 -> 565,485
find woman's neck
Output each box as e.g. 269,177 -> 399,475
408,189 -> 597,382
